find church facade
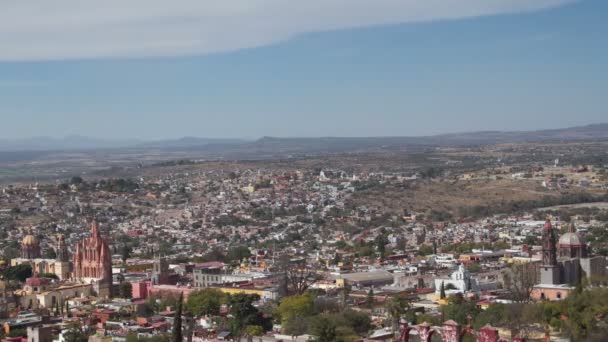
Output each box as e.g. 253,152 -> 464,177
534,220 -> 606,300
11,234 -> 70,280
72,221 -> 113,297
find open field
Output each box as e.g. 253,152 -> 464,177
538,202 -> 608,211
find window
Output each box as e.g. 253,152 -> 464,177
557,292 -> 561,299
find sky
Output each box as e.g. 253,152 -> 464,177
0,0 -> 606,140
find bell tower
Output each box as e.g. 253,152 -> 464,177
56,234 -> 69,262
152,255 -> 169,285
540,220 -> 560,285
541,220 -> 557,266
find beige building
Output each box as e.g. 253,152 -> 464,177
15,276 -> 92,310
11,233 -> 71,280
11,258 -> 70,280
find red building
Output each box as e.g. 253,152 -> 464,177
72,221 -> 113,297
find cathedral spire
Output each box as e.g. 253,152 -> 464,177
91,220 -> 101,239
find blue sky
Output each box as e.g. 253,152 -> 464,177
0,0 -> 606,140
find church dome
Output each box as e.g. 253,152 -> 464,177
22,234 -> 39,246
559,232 -> 584,246
559,223 -> 585,247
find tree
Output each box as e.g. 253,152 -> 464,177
385,297 -> 410,337
440,281 -> 446,299
375,234 -> 389,257
279,258 -> 320,295
226,246 -> 251,263
366,288 -> 374,308
121,245 -> 132,265
342,309 -> 371,335
228,294 -> 271,340
418,244 -> 434,256
341,283 -> 352,308
186,288 -> 226,316
119,282 -> 133,299
445,283 -> 457,290
441,295 -> 480,325
127,334 -> 170,342
40,272 -> 59,280
276,294 -> 315,335
44,248 -> 57,259
503,263 -> 537,303
2,246 -> 19,261
63,327 -> 89,342
171,292 -> 184,342
310,316 -> 337,342
245,325 -> 264,337
70,176 -> 84,185
54,301 -> 61,316
7,329 -> 27,338
2,264 -> 32,282
65,300 -> 71,317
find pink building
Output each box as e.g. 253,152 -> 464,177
131,281 -> 152,299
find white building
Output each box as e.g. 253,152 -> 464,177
434,264 -> 479,294
432,254 -> 458,268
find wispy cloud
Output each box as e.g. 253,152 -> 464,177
0,0 -> 576,61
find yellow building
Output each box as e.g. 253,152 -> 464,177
211,286 -> 279,301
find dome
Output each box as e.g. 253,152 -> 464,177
559,232 -> 584,246
22,234 -> 39,246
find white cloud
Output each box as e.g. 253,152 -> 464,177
0,0 -> 575,61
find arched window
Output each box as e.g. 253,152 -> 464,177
557,292 -> 562,299
540,293 -> 546,300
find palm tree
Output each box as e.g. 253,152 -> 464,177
385,297 -> 410,340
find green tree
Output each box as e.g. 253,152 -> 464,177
342,309 -> 371,335
245,325 -> 264,337
440,281 -> 446,300
375,234 -> 389,257
2,264 -> 32,282
276,294 -> 315,335
229,294 -> 271,340
418,244 -> 434,256
40,272 -> 59,280
119,282 -> 133,299
171,292 -> 184,342
226,246 -> 251,263
441,295 -> 480,326
310,316 -> 337,342
186,288 -> 226,316
63,327 -> 89,342
121,245 -> 132,265
366,288 -> 375,309
385,297 -> 410,336
7,329 -> 27,338
44,248 -> 57,259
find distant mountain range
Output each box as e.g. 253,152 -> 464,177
1,123 -> 607,152
0,135 -> 247,151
